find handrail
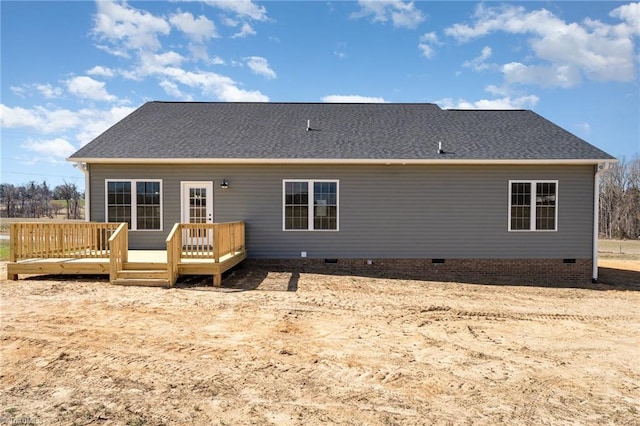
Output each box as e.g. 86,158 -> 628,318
108,223 -> 128,283
165,223 -> 181,286
178,221 -> 243,260
178,221 -> 245,261
10,222 -> 120,261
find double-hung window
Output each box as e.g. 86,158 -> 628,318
509,180 -> 557,231
106,180 -> 162,230
283,180 -> 338,231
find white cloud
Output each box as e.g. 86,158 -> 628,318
445,3 -> 640,84
92,0 -> 171,53
418,32 -> 440,58
134,51 -> 185,77
435,95 -> 539,110
10,86 -> 27,97
159,80 -> 192,101
576,122 -> 592,135
202,0 -> 268,21
221,15 -> 257,38
502,62 -> 582,88
0,104 -> 136,146
322,95 -> 388,103
463,46 -> 493,71
244,56 -> 276,79
36,83 -> 63,99
9,83 -> 63,99
186,43 -> 225,64
610,2 -> 640,36
66,76 -> 117,102
222,16 -> 239,27
1,104 -> 80,132
74,106 -> 136,145
170,11 -> 218,42
159,67 -> 269,101
87,65 -> 115,78
484,85 -> 510,96
86,1 -> 268,102
447,4 -> 559,41
95,43 -> 130,59
22,138 -> 77,160
353,0 -> 426,29
232,22 -> 257,38
419,32 -> 438,43
334,41 -> 347,59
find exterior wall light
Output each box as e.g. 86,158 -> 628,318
220,179 -> 229,189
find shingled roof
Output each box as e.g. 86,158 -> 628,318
69,102 -> 615,163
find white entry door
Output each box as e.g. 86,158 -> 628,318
181,182 -> 214,247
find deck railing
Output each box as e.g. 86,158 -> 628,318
179,222 -> 245,261
108,223 -> 128,283
166,221 -> 246,286
10,222 -> 121,261
165,223 -> 181,286
213,221 -> 245,262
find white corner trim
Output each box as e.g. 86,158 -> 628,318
592,163 -> 609,282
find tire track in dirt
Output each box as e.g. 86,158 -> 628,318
417,305 -> 631,322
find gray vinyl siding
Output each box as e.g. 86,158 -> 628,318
89,163 -> 594,258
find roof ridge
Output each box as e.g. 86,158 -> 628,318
148,101 -> 441,106
445,109 -> 529,112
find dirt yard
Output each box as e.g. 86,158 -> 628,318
1,254 -> 639,425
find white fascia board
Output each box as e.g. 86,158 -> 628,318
67,157 -> 618,165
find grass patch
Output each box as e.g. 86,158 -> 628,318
0,240 -> 9,261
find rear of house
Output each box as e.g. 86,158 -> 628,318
69,102 -> 616,283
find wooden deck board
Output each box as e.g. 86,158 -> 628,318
7,249 -> 247,280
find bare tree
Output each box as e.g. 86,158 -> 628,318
54,182 -> 82,219
0,184 -> 17,217
600,155 -> 640,239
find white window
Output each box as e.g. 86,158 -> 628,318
283,180 -> 339,231
106,180 -> 163,231
508,180 -> 558,231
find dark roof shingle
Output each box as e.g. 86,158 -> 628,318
69,102 -> 615,161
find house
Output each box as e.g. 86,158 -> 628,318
67,102 -> 616,283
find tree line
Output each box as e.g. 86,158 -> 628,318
0,181 -> 83,219
599,155 -> 640,239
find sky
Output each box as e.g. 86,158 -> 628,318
1,0 -> 639,192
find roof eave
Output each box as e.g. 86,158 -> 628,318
67,157 -> 618,165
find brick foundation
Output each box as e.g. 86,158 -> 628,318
244,258 -> 592,285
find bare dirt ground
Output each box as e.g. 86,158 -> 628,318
1,253 -> 639,425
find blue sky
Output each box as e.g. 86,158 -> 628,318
1,1 -> 638,191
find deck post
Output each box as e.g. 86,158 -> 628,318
165,223 -> 181,287
213,223 -> 221,263
213,223 -> 222,287
8,224 -> 18,280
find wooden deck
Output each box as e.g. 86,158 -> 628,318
7,222 -> 247,287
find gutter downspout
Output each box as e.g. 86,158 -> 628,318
592,163 -> 608,283
74,162 -> 90,222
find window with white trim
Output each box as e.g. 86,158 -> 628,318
283,180 -> 338,231
106,180 -> 162,230
509,180 -> 557,231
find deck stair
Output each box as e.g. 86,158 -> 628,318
112,262 -> 170,287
